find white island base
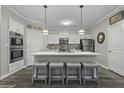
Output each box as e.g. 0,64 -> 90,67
32,51 -> 100,63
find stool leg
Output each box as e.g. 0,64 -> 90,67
62,67 -> 64,84
81,66 -> 83,82
36,67 -> 39,78
96,67 -> 99,85
66,67 -> 68,84
79,68 -> 82,84
92,68 -> 95,80
45,67 -> 47,84
83,67 -> 86,85
49,67 -> 51,85
32,66 -> 35,84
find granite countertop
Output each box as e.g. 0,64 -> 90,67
32,51 -> 100,56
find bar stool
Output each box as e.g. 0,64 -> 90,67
32,62 -> 49,84
81,62 -> 99,85
49,62 -> 64,85
66,62 -> 81,84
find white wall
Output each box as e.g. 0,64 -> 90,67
89,19 -> 109,68
0,6 -> 25,76
0,5 -> 1,77
89,6 -> 124,68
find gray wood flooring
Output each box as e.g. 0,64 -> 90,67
0,66 -> 124,88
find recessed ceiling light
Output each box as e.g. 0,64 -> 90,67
61,20 -> 72,26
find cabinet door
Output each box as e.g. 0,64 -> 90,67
17,22 -> 24,34
69,35 -> 74,44
9,60 -> 24,72
48,35 -> 54,44
69,35 -> 80,44
59,33 -> 69,38
9,19 -> 17,32
54,35 -> 59,44
48,35 -> 59,44
9,18 -> 24,34
79,35 -> 92,39
74,35 -> 80,44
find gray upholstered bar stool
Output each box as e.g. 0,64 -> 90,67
81,62 -> 99,85
49,62 -> 64,85
32,62 -> 49,84
66,62 -> 81,84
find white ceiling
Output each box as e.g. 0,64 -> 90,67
7,5 -> 119,30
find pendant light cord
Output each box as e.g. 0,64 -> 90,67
80,5 -> 83,29
44,5 -> 47,29
45,7 -> 46,29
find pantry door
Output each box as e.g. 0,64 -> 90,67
108,23 -> 123,75
26,29 -> 44,65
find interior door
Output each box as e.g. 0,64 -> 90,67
108,24 -> 123,75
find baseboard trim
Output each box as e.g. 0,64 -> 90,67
0,65 -> 27,80
98,63 -> 109,70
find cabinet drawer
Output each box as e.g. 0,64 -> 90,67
9,60 -> 24,72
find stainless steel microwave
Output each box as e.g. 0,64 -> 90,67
59,38 -> 69,44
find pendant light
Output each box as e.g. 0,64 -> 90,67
78,5 -> 85,35
43,5 -> 48,35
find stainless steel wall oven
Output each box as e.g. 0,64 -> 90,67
9,31 -> 24,63
10,48 -> 23,63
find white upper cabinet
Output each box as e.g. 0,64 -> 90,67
69,35 -> 79,44
48,35 -> 53,44
16,21 -> 24,34
9,18 -> 17,32
59,32 -> 69,38
48,34 -> 92,44
79,35 -> 92,39
9,18 -> 24,34
48,35 -> 59,44
69,35 -> 92,44
54,35 -> 59,44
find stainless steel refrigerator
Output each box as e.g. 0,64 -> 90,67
80,39 -> 95,52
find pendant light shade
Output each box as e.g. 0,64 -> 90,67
43,5 -> 48,35
78,29 -> 85,35
43,29 -> 48,35
78,5 -> 85,35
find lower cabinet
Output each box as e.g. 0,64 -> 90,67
9,60 -> 24,72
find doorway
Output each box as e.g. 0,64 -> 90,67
108,23 -> 124,76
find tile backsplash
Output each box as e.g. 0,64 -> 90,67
47,44 -> 80,50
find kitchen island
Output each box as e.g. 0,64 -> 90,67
32,51 -> 100,84
32,51 -> 100,63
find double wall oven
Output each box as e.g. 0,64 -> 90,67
10,31 -> 24,63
